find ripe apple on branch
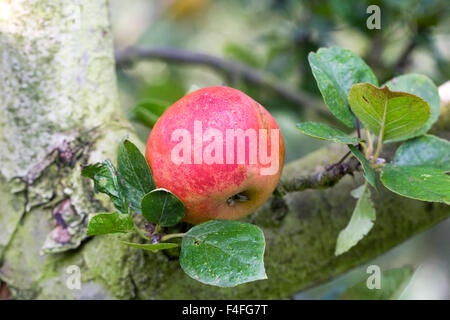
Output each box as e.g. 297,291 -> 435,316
146,86 -> 285,224
82,85 -> 283,287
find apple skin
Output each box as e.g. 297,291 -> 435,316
146,86 -> 284,224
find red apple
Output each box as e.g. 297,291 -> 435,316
146,86 -> 284,224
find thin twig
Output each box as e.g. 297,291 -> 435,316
115,46 -> 329,116
275,156 -> 360,196
326,150 -> 351,171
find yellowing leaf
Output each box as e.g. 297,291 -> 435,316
348,83 -> 430,142
383,74 -> 440,140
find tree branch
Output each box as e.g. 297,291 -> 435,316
275,154 -> 360,196
115,46 -> 330,117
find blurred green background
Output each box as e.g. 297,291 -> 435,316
111,0 -> 449,299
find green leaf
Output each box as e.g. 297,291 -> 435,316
335,183 -> 376,255
179,220 -> 267,287
348,144 -> 376,188
117,139 -> 155,214
381,135 -> 450,203
338,266 -> 414,300
308,47 -> 378,128
137,98 -> 168,116
296,122 -> 363,144
141,188 -> 186,227
81,160 -> 126,213
384,74 -> 440,140
130,98 -> 169,128
121,241 -> 179,252
87,212 -> 134,236
348,83 -> 430,142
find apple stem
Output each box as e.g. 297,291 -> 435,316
161,233 -> 186,242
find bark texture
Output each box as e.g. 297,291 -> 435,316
0,0 -> 448,299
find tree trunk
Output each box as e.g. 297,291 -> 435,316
0,0 -> 448,299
